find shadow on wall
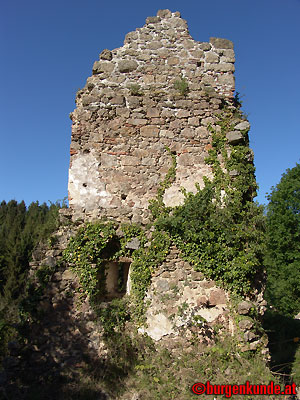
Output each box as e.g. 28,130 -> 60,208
102,261 -> 131,300
1,294 -> 137,400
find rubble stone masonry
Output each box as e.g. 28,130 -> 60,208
68,9 -> 236,224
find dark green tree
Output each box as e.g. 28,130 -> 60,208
0,199 -> 62,357
265,163 -> 300,316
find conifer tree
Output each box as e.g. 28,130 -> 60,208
0,199 -> 62,356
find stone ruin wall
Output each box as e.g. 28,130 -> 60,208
139,245 -> 267,351
68,9 -> 236,224
0,13 -> 269,391
66,9 -> 268,350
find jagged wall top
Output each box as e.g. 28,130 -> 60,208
84,9 -> 235,98
68,9 -> 237,223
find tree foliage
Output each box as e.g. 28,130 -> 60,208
265,163 -> 300,316
0,199 -> 62,356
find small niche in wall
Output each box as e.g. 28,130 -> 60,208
103,260 -> 130,300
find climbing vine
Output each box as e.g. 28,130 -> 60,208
63,220 -> 170,324
63,105 -> 264,330
153,107 -> 265,295
148,146 -> 177,219
63,222 -> 117,303
128,230 -> 170,321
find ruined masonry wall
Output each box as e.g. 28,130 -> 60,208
139,245 -> 267,352
68,9 -> 236,223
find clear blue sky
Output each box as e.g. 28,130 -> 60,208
1,0 -> 300,206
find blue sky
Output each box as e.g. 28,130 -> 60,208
1,0 -> 300,206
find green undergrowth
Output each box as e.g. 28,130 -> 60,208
13,332 -> 283,400
117,336 -> 282,400
173,75 -> 189,96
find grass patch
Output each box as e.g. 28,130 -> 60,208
118,335 -> 283,400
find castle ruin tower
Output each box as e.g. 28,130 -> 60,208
68,9 -> 236,223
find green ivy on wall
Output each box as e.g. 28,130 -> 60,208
63,221 -> 170,324
128,230 -> 170,321
148,146 -> 176,220
152,108 -> 265,295
63,222 -> 117,303
63,105 -> 265,328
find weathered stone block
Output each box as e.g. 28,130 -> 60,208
160,129 -> 174,138
116,107 -> 130,118
210,37 -> 234,49
177,110 -> 190,118
209,289 -> 227,305
141,157 -> 156,166
62,269 -> 75,281
169,120 -> 182,130
169,17 -> 186,28
181,127 -> 194,138
140,126 -> 159,137
235,121 -> 250,131
147,108 -> 160,118
221,55 -> 235,63
213,63 -> 235,72
120,155 -> 140,166
82,95 -> 98,106
128,118 -> 147,126
205,51 -> 219,63
149,41 -> 162,50
199,280 -> 216,289
239,319 -> 253,331
190,270 -> 205,280
143,75 -> 155,84
118,60 -> 138,73
127,96 -> 141,108
124,31 -> 138,43
197,295 -> 209,306
157,9 -> 172,18
226,130 -> 244,144
100,153 -> 118,167
188,117 -> 200,126
146,16 -> 161,24
189,49 -> 205,58
110,96 -> 125,105
221,49 -> 235,61
217,74 -> 235,87
199,42 -> 211,51
92,61 -> 114,74
178,153 -> 193,166
156,279 -> 170,292
244,331 -> 257,342
238,301 -> 253,315
125,237 -> 140,250
182,39 -> 195,49
168,57 -> 179,65
195,126 -> 208,138
42,256 -> 56,268
100,49 -> 112,60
